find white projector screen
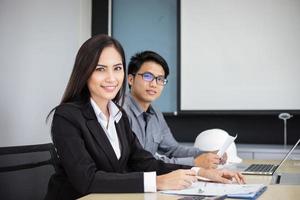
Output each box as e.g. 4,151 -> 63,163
180,0 -> 300,111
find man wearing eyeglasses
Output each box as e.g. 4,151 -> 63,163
123,51 -> 225,169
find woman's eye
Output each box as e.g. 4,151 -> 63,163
115,65 -> 123,71
95,67 -> 105,71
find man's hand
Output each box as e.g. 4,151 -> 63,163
194,151 -> 228,169
194,152 -> 220,169
156,169 -> 197,190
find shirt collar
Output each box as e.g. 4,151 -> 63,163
126,93 -> 156,117
90,98 -> 122,123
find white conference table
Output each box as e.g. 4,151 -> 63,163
79,159 -> 300,200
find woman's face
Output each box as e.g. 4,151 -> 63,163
87,46 -> 124,105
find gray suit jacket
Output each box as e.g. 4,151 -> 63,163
123,94 -> 203,166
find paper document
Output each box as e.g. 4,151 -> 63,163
217,134 -> 237,157
161,181 -> 267,199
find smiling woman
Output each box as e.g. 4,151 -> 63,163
45,34 -> 244,200
44,34 -> 195,200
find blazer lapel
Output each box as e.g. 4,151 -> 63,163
82,103 -> 120,171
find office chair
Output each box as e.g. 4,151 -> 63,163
0,143 -> 58,200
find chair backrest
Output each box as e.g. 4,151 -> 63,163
0,143 -> 58,200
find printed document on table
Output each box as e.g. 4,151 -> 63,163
161,181 -> 267,199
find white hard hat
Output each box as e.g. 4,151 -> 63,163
194,129 -> 242,164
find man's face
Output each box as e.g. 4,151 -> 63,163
128,61 -> 166,107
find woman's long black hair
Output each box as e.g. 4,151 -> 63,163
47,34 -> 126,121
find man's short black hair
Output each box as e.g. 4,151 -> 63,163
128,51 -> 170,78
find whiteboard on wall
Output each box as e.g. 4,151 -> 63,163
180,0 -> 300,111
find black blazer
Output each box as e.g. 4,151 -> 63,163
45,102 -> 190,200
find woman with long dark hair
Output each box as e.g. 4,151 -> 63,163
45,34 -> 244,200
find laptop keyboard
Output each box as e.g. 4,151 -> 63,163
245,164 -> 275,172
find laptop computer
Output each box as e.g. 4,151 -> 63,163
242,138 -> 300,175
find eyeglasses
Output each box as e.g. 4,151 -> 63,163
134,72 -> 168,86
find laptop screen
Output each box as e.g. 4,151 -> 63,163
275,138 -> 300,173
